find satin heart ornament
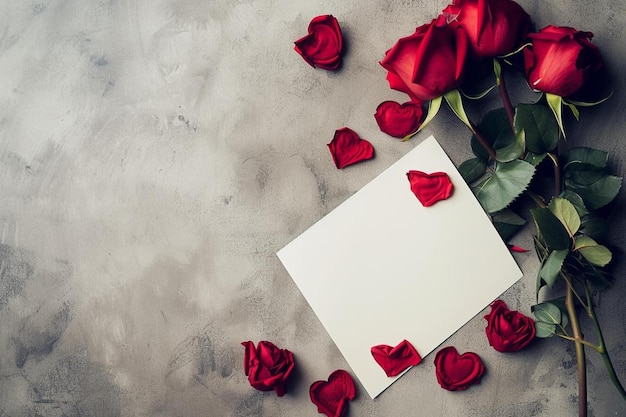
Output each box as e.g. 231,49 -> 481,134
434,346 -> 485,391
374,100 -> 424,138
309,370 -> 356,417
327,127 -> 375,169
371,339 -> 422,377
407,170 -> 454,206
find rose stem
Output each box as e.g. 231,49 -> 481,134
585,281 -> 626,401
565,278 -> 587,417
496,62 -> 515,131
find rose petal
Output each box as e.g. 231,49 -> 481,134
327,127 -> 375,169
434,346 -> 485,391
407,170 -> 454,206
371,339 -> 422,377
309,370 -> 356,417
374,101 -> 424,138
294,15 -> 344,70
507,244 -> 530,253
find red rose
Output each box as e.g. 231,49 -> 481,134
294,15 -> 344,70
407,170 -> 454,207
380,17 -> 469,101
484,299 -> 535,352
434,346 -> 485,391
443,0 -> 531,57
241,340 -> 295,396
374,100 -> 424,138
523,25 -> 604,98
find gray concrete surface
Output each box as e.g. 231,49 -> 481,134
0,0 -> 625,416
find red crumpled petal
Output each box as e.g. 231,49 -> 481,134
294,15 -> 344,70
309,370 -> 356,417
508,244 -> 530,253
371,339 -> 422,377
407,170 -> 454,206
374,100 -> 424,138
434,346 -> 485,391
327,127 -> 375,169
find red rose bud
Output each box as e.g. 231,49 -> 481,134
241,340 -> 295,396
484,300 -> 536,352
443,0 -> 531,57
523,25 -> 604,98
407,170 -> 454,207
294,15 -> 344,70
381,17 -> 469,101
309,370 -> 356,417
434,346 -> 485,391
374,100 -> 424,138
327,127 -> 375,169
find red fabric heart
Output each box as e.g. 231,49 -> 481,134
371,339 -> 422,377
434,346 -> 485,391
309,370 -> 356,417
374,100 -> 424,138
407,170 -> 454,207
327,127 -> 375,169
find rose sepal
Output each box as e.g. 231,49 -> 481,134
444,89 -> 474,133
403,95 -> 442,141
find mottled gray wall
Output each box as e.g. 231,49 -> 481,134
0,0 -> 625,416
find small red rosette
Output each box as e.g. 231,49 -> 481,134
371,339 -> 422,377
407,170 -> 454,207
327,127 -> 375,169
374,100 -> 424,138
241,340 -> 295,396
484,299 -> 536,352
434,346 -> 485,391
309,370 -> 356,417
294,15 -> 344,70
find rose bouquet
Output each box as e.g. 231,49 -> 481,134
377,0 -> 625,415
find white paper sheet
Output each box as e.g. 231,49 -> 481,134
277,136 -> 523,398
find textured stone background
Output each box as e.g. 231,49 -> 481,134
1,0 -> 625,416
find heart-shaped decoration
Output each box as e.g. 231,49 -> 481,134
434,346 -> 485,391
374,100 -> 424,138
371,339 -> 422,377
327,127 -> 375,169
407,170 -> 454,207
309,369 -> 356,417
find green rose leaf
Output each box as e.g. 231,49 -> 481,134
530,207 -> 572,250
538,249 -> 568,290
474,160 -> 535,213
525,151 -> 547,166
579,214 -> 608,241
548,197 -> 580,237
566,174 -> 622,210
514,103 -> 559,153
562,147 -> 608,168
495,129 -> 525,162
558,190 -> 589,217
564,161 -> 606,185
492,209 -> 526,241
574,235 -> 612,267
471,108 -> 509,162
534,321 -> 557,338
458,158 -> 487,183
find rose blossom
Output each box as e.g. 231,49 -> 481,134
380,16 -> 469,101
484,299 -> 535,352
523,25 -> 604,98
294,15 -> 344,70
443,0 -> 531,57
241,340 -> 295,396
